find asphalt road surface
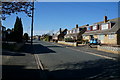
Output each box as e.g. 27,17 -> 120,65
32,41 -> 120,80
2,40 -> 120,80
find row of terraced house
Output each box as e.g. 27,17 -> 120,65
52,16 -> 120,45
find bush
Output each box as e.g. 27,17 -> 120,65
64,38 -> 75,42
82,40 -> 89,44
23,33 -> 29,42
44,36 -> 49,41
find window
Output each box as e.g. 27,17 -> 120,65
78,28 -> 82,33
98,35 -> 104,40
111,23 -> 115,28
108,34 -> 114,39
79,28 -> 82,31
101,24 -> 108,30
77,28 -> 80,33
75,29 -> 77,33
67,31 -> 69,34
70,30 -> 72,33
87,27 -> 91,31
93,25 -> 97,30
73,29 -> 75,33
71,30 -> 73,33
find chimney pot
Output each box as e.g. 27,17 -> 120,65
76,24 -> 78,28
60,28 -> 62,33
86,24 -> 89,26
104,16 -> 107,23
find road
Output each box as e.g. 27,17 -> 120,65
2,40 -> 120,80
32,41 -> 120,80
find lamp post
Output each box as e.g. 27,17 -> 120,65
31,1 -> 34,45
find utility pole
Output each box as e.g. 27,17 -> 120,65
31,1 -> 34,45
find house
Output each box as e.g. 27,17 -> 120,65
52,28 -> 67,42
64,24 -> 87,41
82,16 -> 120,45
33,35 -> 41,40
2,26 -> 7,41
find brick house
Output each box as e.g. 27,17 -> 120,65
82,16 -> 120,45
64,24 -> 87,41
52,28 -> 67,42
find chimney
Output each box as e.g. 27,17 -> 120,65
104,16 -> 107,23
76,24 -> 78,28
60,28 -> 62,33
86,24 -> 89,26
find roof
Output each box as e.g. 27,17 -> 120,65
2,26 -> 6,28
83,17 -> 120,35
79,25 -> 88,28
67,25 -> 87,31
53,29 -> 67,37
93,17 -> 119,24
65,33 -> 79,36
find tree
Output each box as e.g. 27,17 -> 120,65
2,1 -> 34,44
6,28 -> 12,42
14,16 -> 23,42
23,33 -> 29,42
2,2 -> 33,20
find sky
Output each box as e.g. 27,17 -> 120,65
38,0 -> 120,2
2,2 -> 118,36
2,0 -> 120,2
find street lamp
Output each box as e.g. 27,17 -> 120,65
31,1 -> 34,45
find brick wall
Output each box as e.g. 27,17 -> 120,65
93,35 -> 98,38
98,46 -> 120,54
103,34 -> 117,45
83,36 -> 90,41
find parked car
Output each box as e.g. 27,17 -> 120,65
88,38 -> 101,47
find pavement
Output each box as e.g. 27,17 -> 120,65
2,43 -> 43,80
2,40 -> 120,80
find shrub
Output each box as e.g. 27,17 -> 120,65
23,33 -> 29,42
64,38 -> 75,42
82,40 -> 89,44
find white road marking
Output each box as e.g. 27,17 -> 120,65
32,44 -> 44,70
36,41 -> 116,70
51,43 -> 116,60
66,47 -> 116,60
34,54 -> 44,70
